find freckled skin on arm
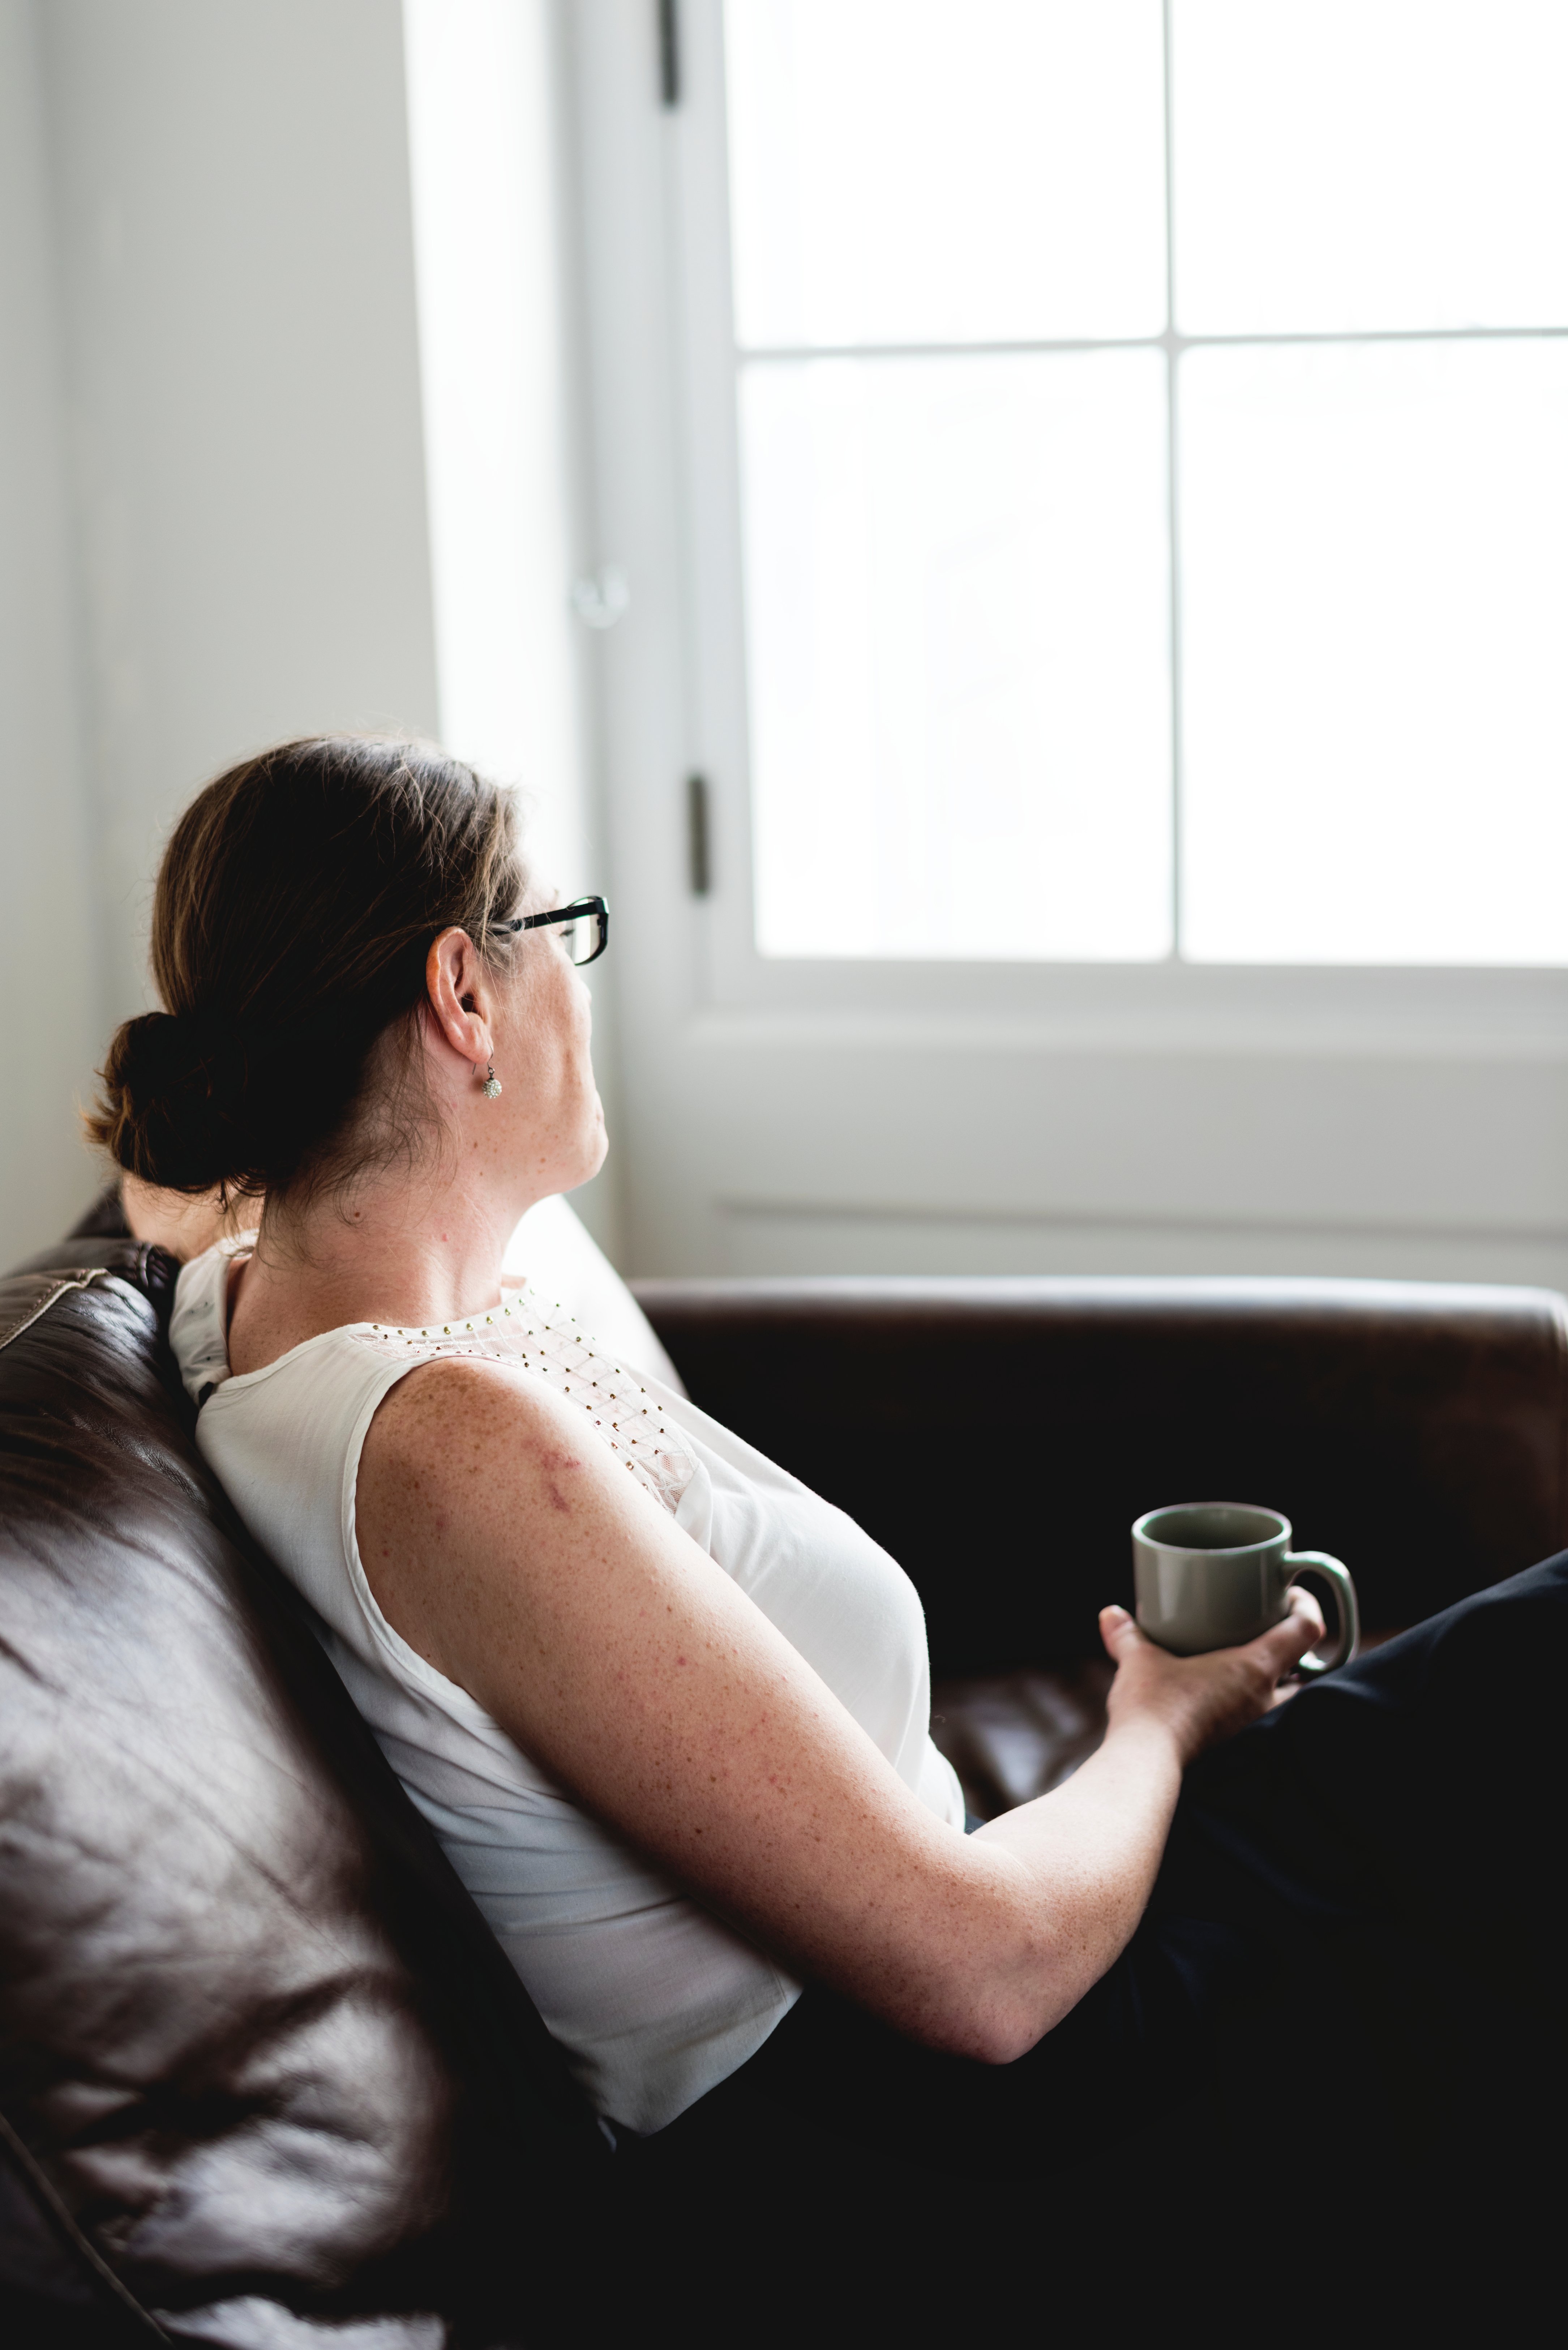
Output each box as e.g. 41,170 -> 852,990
357,1358 -> 1324,2065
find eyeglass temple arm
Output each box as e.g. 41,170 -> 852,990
491,897 -> 604,936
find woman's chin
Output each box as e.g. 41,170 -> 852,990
547,1108 -> 608,1200
583,1112 -> 610,1183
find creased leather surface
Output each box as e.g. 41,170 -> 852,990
634,1274 -> 1568,1672
0,1267 -> 114,1352
930,1663 -> 1117,1824
0,1240 -> 598,2346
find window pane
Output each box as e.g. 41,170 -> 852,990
1181,339 -> 1568,965
742,349 -> 1172,960
725,0 -> 1166,349
1174,0 -> 1568,334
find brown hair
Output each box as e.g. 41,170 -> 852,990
88,735 -> 525,1205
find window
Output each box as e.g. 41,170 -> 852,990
719,0 -> 1568,965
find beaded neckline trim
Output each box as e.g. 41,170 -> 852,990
348,1292 -> 695,1513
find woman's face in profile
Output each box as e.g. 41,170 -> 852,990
484,886 -> 608,1204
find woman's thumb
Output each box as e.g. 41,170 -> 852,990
1099,1602 -> 1139,1657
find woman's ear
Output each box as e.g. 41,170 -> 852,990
424,929 -> 494,1067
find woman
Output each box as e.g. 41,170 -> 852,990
91,736 -> 1562,2222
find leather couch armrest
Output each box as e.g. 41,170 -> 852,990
631,1274 -> 1568,1673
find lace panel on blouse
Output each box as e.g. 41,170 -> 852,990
346,1287 -> 697,1515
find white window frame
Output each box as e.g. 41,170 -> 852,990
580,0 -> 1568,1072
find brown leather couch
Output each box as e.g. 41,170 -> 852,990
4,1204 -> 1565,2342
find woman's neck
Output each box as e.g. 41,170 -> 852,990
226,1169 -> 528,1374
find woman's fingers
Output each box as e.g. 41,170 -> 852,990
1251,1586 -> 1327,1680
1102,1593 -> 1322,1679
1100,1591 -> 1330,1762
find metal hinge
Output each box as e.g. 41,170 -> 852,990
658,0 -> 680,107
687,773 -> 712,896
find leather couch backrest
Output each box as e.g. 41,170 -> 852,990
0,1240 -> 600,2348
634,1274 -> 1568,1672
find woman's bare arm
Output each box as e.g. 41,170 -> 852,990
357,1358 -> 1320,2064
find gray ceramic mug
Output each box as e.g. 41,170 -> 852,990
1131,1501 -> 1360,1672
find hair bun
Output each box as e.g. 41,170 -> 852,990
85,734 -> 526,1208
94,1008 -> 258,1196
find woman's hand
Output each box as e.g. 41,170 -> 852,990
964,1586 -> 1328,2056
1098,1589 -> 1327,1767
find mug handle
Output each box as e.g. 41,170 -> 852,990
1285,1552 -> 1361,1674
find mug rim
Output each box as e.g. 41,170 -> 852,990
1132,1500 -> 1290,1555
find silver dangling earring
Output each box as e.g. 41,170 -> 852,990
481,1059 -> 502,1100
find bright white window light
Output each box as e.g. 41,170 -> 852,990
724,0 -> 1166,349
743,349 -> 1172,961
1181,339 -> 1568,965
721,0 -> 1568,968
1174,0 -> 1568,336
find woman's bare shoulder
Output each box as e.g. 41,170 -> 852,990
361,1347 -> 607,1503
355,1347 -> 665,1676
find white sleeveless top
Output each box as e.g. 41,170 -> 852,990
171,1240 -> 964,2134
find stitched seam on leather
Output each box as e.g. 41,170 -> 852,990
0,2105 -> 171,2340
0,1268 -> 113,1355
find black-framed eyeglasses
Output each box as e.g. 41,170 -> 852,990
489,894 -> 609,967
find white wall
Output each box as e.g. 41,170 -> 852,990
403,0 -> 587,900
0,0 -> 100,1254
38,0 -> 442,1031
0,0 -> 616,1265
401,0 -> 621,1256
